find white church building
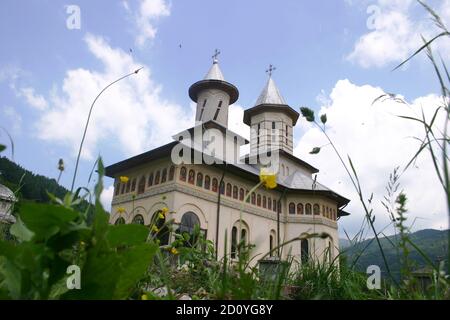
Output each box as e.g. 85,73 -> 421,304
105,53 -> 350,265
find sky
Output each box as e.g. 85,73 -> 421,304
0,0 -> 449,239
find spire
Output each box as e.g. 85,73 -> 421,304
204,49 -> 225,80
255,73 -> 287,106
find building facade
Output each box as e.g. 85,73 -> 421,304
105,56 -> 350,266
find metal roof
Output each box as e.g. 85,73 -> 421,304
204,60 -> 225,81
255,77 -> 287,106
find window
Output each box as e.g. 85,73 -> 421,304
226,183 -> 232,197
126,180 -> 131,193
286,166 -> 289,176
231,221 -> 250,259
137,176 -> 146,195
305,203 -> 312,215
268,197 -> 272,210
301,239 -> 309,264
322,205 -> 326,217
239,188 -> 244,201
263,196 -> 267,208
204,175 -> 211,190
289,202 -> 295,215
251,192 -> 256,205
273,199 -> 277,212
188,170 -> 195,184
213,101 -> 223,120
121,183 -> 126,194
199,99 -> 207,120
233,186 -> 238,199
269,234 -> 274,257
272,122 -> 276,129
179,167 -> 187,182
115,217 -> 125,225
269,230 -> 276,257
196,172 -> 203,187
256,194 -> 261,207
178,212 -> 201,247
115,183 -> 120,196
168,166 -> 175,181
220,181 -> 225,195
231,226 -> 238,259
161,168 -> 167,183
155,171 -> 161,185
313,204 -> 320,215
131,178 -> 136,192
277,201 -> 282,213
132,214 -> 145,225
297,203 -> 304,215
212,178 -> 218,192
148,172 -> 154,186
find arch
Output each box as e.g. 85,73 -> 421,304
251,192 -> 256,205
126,180 -> 131,193
272,199 -> 277,212
231,226 -> 238,259
204,175 -> 211,190
301,239 -> 309,264
179,167 -> 187,182
313,204 -> 320,215
226,183 -> 232,197
212,178 -> 218,192
220,181 -> 225,195
297,203 -> 304,215
268,197 -> 272,210
148,172 -> 154,187
114,217 -> 125,225
132,214 -> 145,225
305,203 -> 312,215
131,178 -> 136,192
168,165 -> 175,181
155,170 -> 161,185
188,169 -> 195,184
289,202 -> 295,215
137,176 -> 146,195
239,188 -> 244,201
233,186 -> 238,199
161,168 -> 167,183
257,194 -> 261,207
269,229 -> 277,257
175,203 -> 208,229
231,219 -> 250,258
262,196 -> 267,208
196,172 -> 203,187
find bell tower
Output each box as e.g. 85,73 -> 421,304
189,50 -> 239,128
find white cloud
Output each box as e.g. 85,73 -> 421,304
123,0 -> 171,48
19,87 -> 48,110
101,185 -> 114,213
347,0 -> 450,68
31,33 -> 194,160
2,106 -> 22,134
294,79 -> 448,237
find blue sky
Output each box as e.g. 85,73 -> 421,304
1,0 -> 449,237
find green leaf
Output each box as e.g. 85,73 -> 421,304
0,144 -> 5,153
300,107 -> 315,122
9,217 -> 34,242
309,147 -> 321,155
320,114 -> 327,124
106,224 -> 150,247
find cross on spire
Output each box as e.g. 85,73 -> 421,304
266,64 -> 276,77
212,49 -> 221,63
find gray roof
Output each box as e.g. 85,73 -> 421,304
282,171 -> 330,192
255,77 -> 287,106
0,184 -> 15,202
204,60 -> 225,81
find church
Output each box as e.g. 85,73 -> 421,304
105,52 -> 350,265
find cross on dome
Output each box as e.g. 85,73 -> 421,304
212,49 -> 221,64
266,64 -> 276,77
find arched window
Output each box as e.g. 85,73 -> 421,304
212,178 -> 218,192
239,188 -> 244,201
168,166 -> 175,181
286,166 -> 290,176
137,176 -> 146,195
263,196 -> 267,208
233,186 -> 238,199
289,202 -> 295,214
155,171 -> 161,185
132,214 -> 144,225
178,212 -> 201,247
231,221 -> 250,259
226,183 -> 232,197
268,197 -> 272,210
220,181 -> 225,195
269,230 -> 276,257
196,172 -> 203,187
326,207 -> 329,219
231,227 -> 238,259
328,240 -> 333,263
148,172 -> 154,187
115,183 -> 120,196
257,194 -> 261,207
126,180 -> 131,193
273,199 -> 277,212
297,203 -> 304,215
301,239 -> 309,264
251,192 -> 256,205
313,204 -> 320,215
188,170 -> 195,184
179,167 -> 187,182
121,183 -> 126,194
322,205 -> 326,217
150,210 -> 169,245
161,168 -> 167,183
114,217 -> 125,225
277,201 -> 282,213
204,175 -> 211,190
305,203 -> 312,215
131,178 -> 136,192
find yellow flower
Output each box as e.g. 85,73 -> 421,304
151,225 -> 159,233
158,213 -> 165,220
80,241 -> 85,246
259,168 -> 277,189
141,294 -> 148,300
117,207 -> 126,214
170,247 -> 179,255
161,207 -> 169,216
119,176 -> 129,183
